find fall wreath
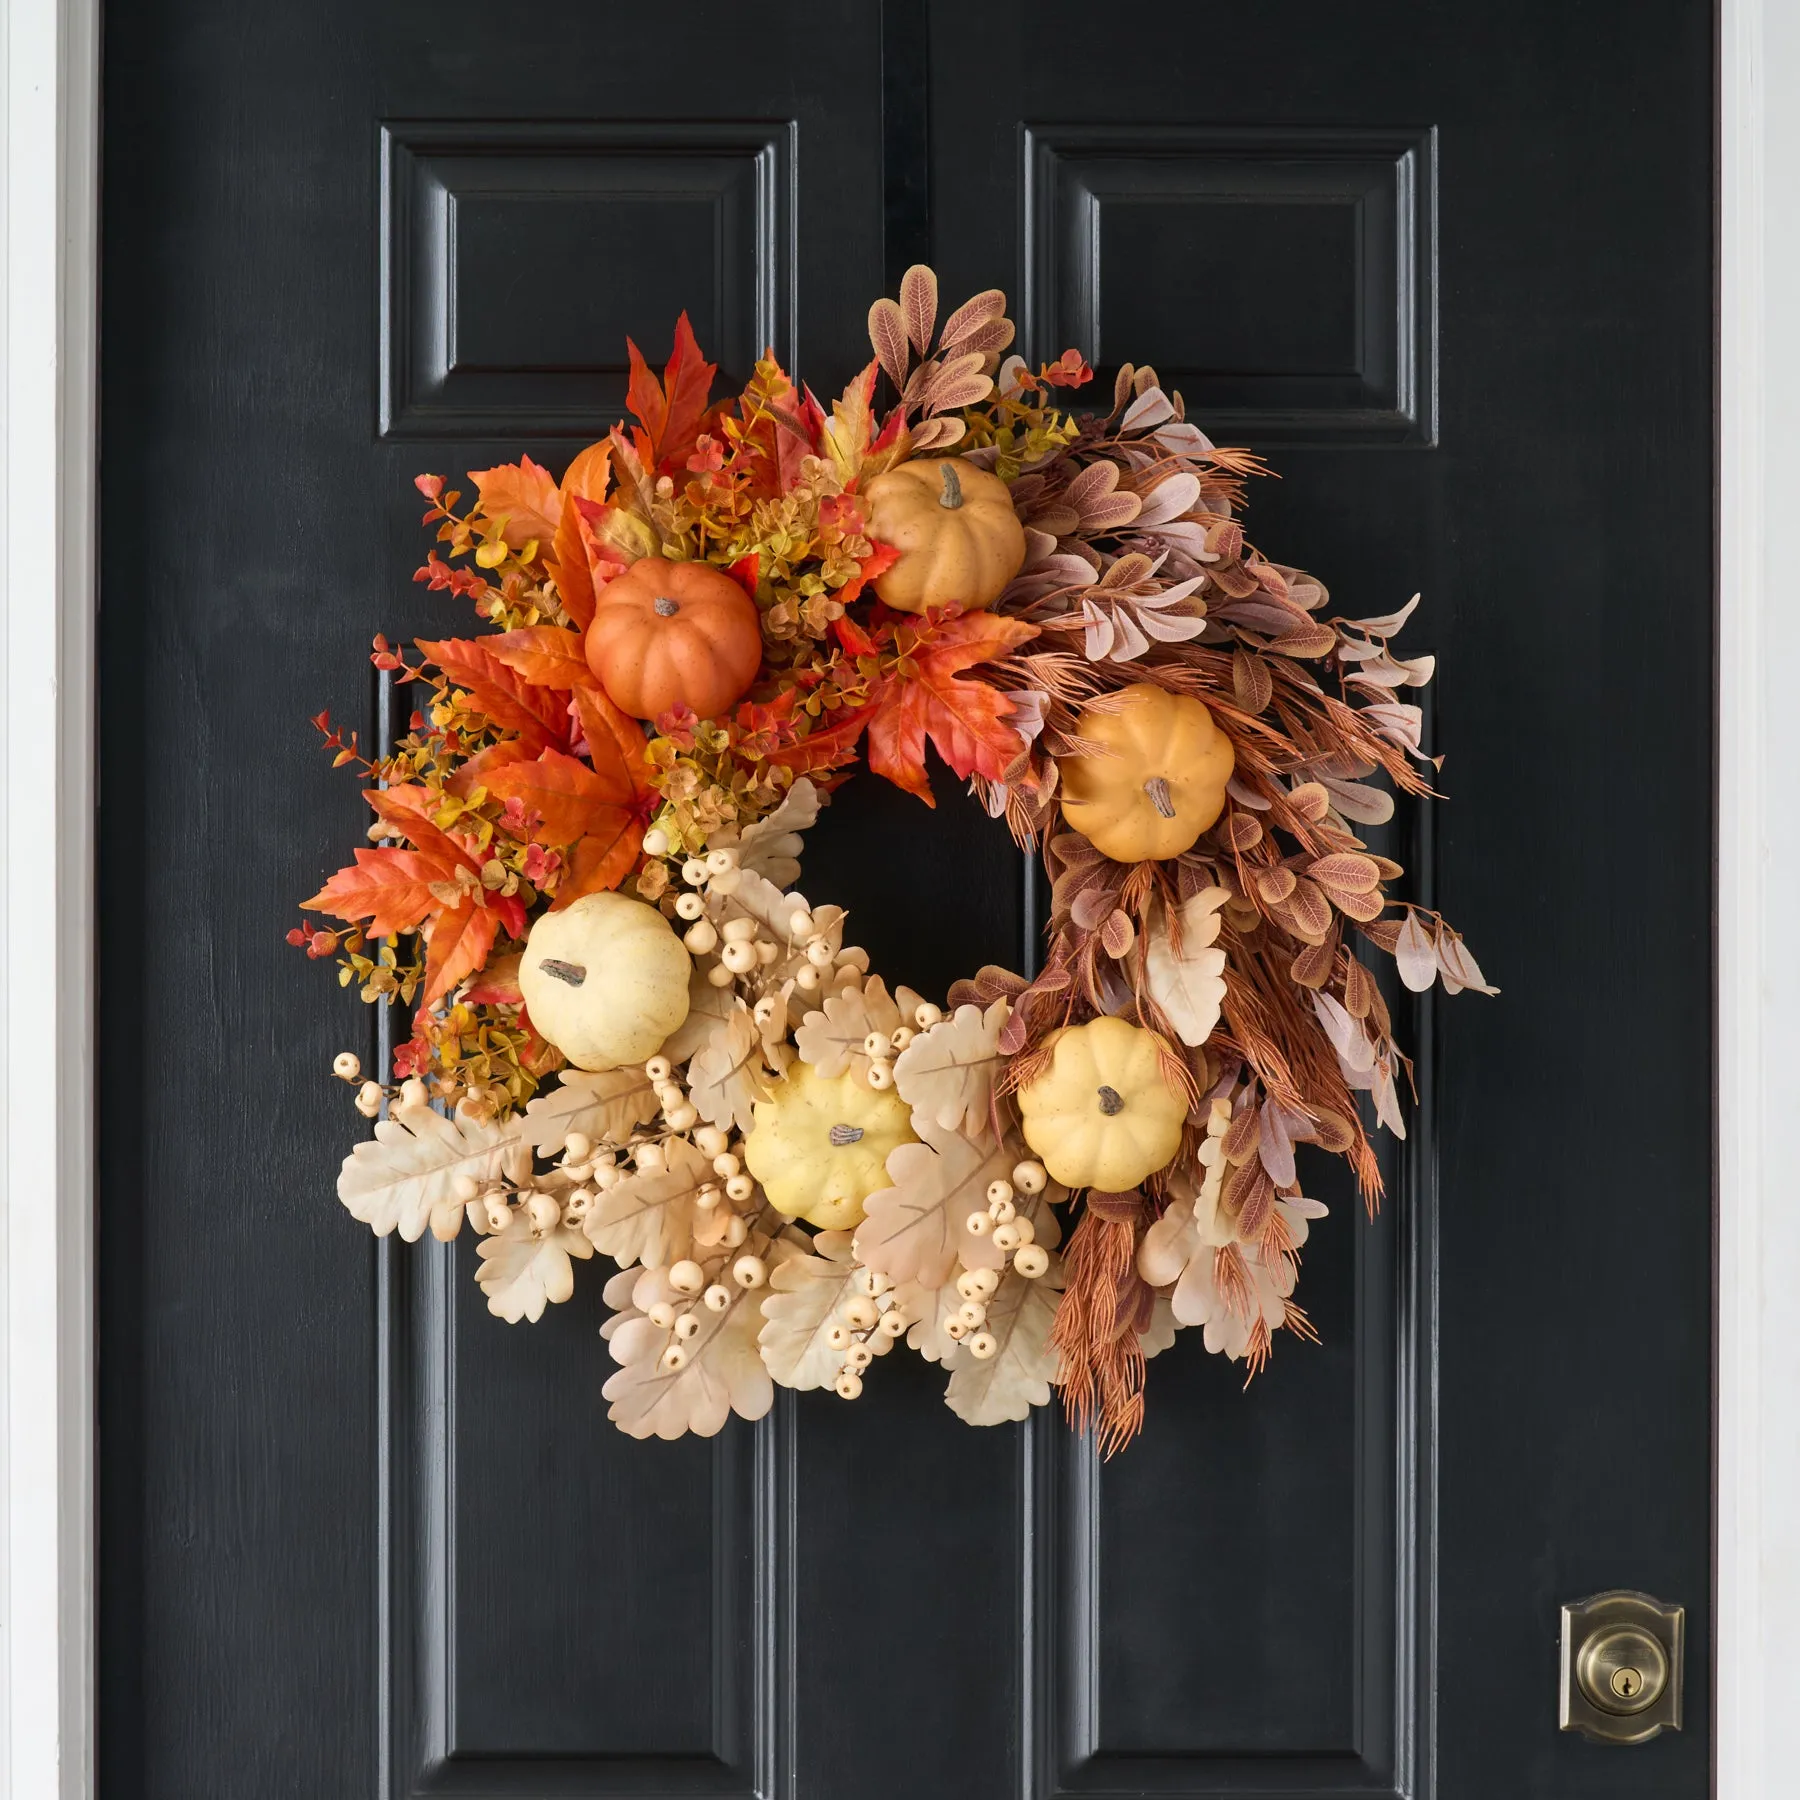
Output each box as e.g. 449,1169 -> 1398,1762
296,267 -> 1492,1448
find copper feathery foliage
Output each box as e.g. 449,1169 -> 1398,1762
1051,1190 -> 1155,1455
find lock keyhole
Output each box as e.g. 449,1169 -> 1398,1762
1575,1622 -> 1668,1718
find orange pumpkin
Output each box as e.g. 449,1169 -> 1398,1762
584,557 -> 764,722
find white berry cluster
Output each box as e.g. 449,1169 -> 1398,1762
817,1264 -> 911,1399
963,1163 -> 1052,1287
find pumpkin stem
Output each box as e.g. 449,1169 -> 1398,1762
828,1123 -> 865,1146
540,958 -> 587,987
937,462 -> 964,509
1096,1085 -> 1125,1116
653,596 -> 680,617
1143,776 -> 1176,819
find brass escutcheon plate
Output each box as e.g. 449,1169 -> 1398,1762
1560,1590 -> 1685,1744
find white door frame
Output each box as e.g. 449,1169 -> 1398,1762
0,2 -> 1786,1793
1715,2 -> 1799,1791
2,0 -> 98,1794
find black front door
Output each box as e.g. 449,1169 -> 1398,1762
98,3 -> 1714,1796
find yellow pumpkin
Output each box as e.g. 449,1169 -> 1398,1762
1059,683 -> 1234,863
744,1063 -> 917,1230
518,892 -> 691,1071
861,456 -> 1027,613
1017,1016 -> 1187,1191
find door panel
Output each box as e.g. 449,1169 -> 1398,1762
99,2 -> 1714,1797
935,4 -> 1712,1796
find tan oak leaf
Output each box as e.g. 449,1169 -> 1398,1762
337,1102 -> 520,1243
757,1229 -> 860,1389
1144,887 -> 1230,1047
732,778 -> 821,886
944,1266 -> 1063,1426
602,1237 -> 799,1439
897,1273 -> 967,1365
584,1135 -> 716,1270
717,865 -> 802,938
660,965 -> 739,1066
685,1001 -> 769,1132
892,998 -> 1010,1137
519,1067 -> 660,1153
793,976 -> 903,1079
856,1122 -> 1018,1288
474,1205 -> 594,1322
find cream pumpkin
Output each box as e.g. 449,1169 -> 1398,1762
744,1063 -> 917,1231
517,892 -> 691,1071
1017,1016 -> 1187,1191
861,456 -> 1027,613
1058,683 -> 1234,863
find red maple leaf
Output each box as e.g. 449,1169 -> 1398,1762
863,612 -> 1040,806
463,951 -> 524,1006
625,312 -> 717,474
833,540 -> 903,612
762,701 -> 879,780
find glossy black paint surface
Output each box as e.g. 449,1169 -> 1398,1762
99,3 -> 1714,1795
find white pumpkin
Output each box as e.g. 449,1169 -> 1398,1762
518,892 -> 691,1071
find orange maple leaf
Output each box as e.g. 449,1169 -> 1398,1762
416,637 -> 572,752
864,611 -> 1040,806
445,738 -> 537,800
301,846 -> 456,938
555,821 -> 646,908
422,903 -> 502,1007
468,454 -> 560,548
364,786 -> 476,863
625,312 -> 717,475
545,439 -> 612,630
571,683 -> 649,784
481,747 -> 638,846
363,786 -> 528,940
487,625 -> 591,689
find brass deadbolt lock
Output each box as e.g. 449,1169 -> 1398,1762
1560,1590 -> 1684,1744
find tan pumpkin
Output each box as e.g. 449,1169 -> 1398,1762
1017,1016 -> 1187,1192
518,891 -> 691,1071
744,1063 -> 917,1231
1058,683 -> 1235,863
584,556 -> 763,721
861,456 -> 1027,613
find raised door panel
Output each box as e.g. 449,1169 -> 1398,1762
382,121 -> 794,439
1024,126 -> 1434,446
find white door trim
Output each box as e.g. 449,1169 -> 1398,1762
1,0 -> 99,1794
0,4 -> 1785,1796
1717,2 -> 1799,1794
